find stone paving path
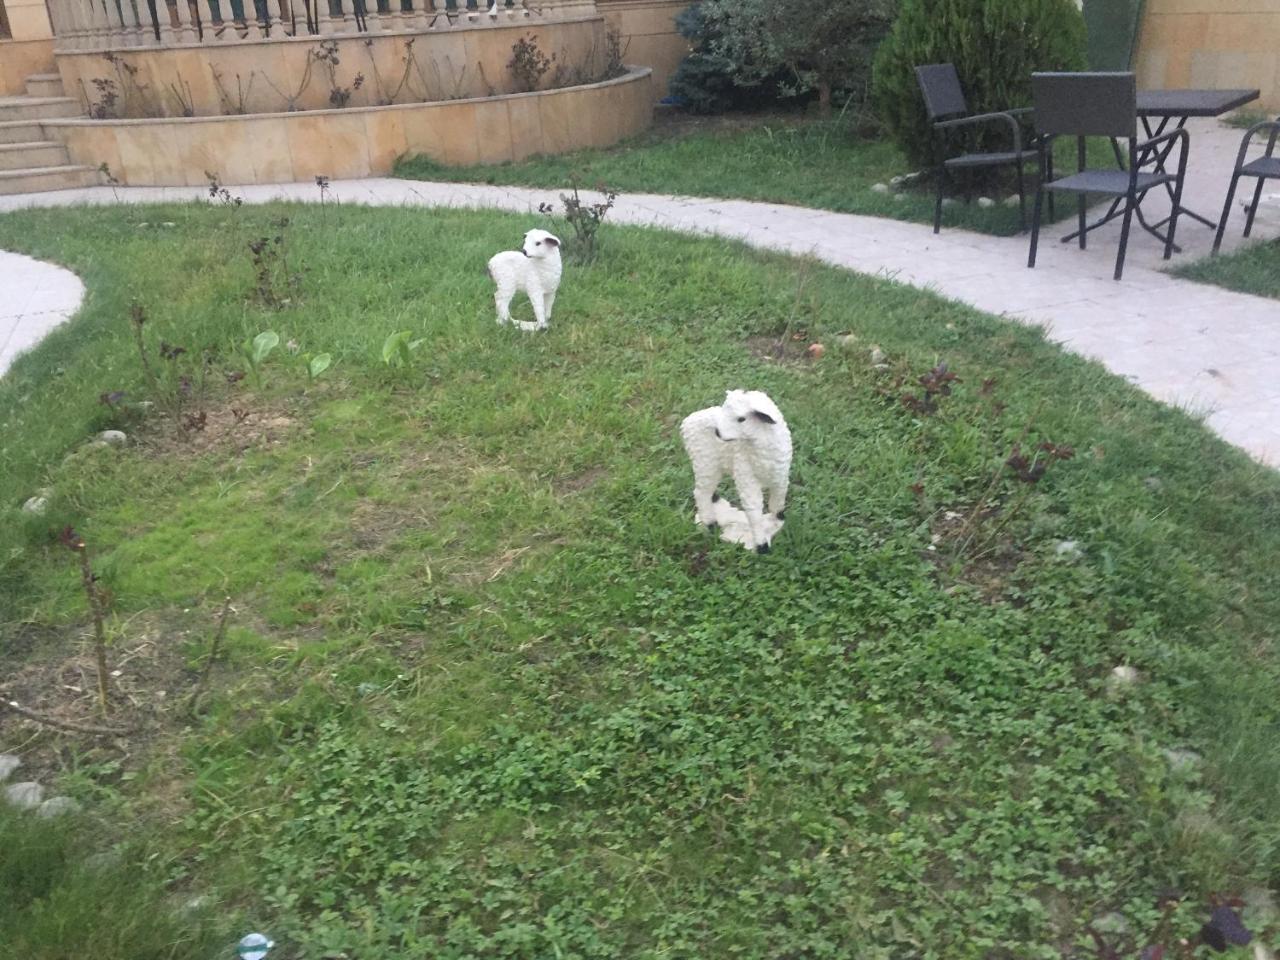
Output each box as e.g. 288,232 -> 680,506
1,116 -> 1278,463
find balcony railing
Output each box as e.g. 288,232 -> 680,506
48,0 -> 589,50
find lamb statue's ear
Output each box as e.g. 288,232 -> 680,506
752,410 -> 776,424
544,235 -> 560,248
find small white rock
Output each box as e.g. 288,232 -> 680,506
36,796 -> 81,819
1004,194 -> 1021,208
0,755 -> 20,782
869,346 -> 886,365
21,496 -> 48,515
976,196 -> 996,209
889,174 -> 905,187
1106,665 -> 1140,693
161,221 -> 176,228
836,333 -> 859,349
1162,748 -> 1201,773
97,430 -> 127,445
870,182 -> 891,195
1092,912 -> 1128,935
1053,540 -> 1083,560
4,781 -> 45,810
940,197 -> 958,208
893,193 -> 908,202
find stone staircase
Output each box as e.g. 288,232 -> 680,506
0,73 -> 96,196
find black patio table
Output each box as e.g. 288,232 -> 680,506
1060,87 -> 1261,248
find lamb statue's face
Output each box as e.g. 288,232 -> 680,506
523,229 -> 562,259
715,389 -> 777,442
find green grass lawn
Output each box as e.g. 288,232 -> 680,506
395,113 -> 1115,238
2,202 -> 1280,959
1175,236 -> 1280,300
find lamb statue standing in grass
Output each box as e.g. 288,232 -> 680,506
680,389 -> 792,554
488,228 -> 562,332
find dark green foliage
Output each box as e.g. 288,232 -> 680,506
667,3 -> 785,113
872,0 -> 1087,168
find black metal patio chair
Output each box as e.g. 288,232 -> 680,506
1213,115 -> 1280,254
1027,72 -> 1189,281
915,63 -> 1044,233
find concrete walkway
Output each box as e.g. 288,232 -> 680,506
0,249 -> 84,378
1,116 -> 1278,463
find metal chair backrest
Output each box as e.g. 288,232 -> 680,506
915,63 -> 969,121
1030,72 -> 1137,139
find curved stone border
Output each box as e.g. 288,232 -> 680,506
42,67 -> 653,186
0,173 -> 1277,465
0,249 -> 85,378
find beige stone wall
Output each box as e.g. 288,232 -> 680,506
0,0 -> 54,41
0,0 -> 56,94
46,65 -> 653,183
0,37 -> 55,94
598,0 -> 688,100
55,16 -> 612,117
1135,0 -> 1280,111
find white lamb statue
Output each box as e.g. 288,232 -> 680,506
680,389 -> 792,554
487,228 -> 563,332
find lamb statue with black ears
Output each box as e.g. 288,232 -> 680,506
680,389 -> 792,554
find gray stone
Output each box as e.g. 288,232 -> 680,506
21,496 -> 47,514
976,196 -> 996,209
0,754 -> 19,782
835,332 -> 859,349
1004,194 -> 1022,208
5,781 -> 44,810
869,346 -> 886,365
893,193 -> 908,202
870,182 -> 890,195
1144,476 -> 1164,492
940,197 -> 958,208
97,430 -> 127,445
36,796 -> 81,819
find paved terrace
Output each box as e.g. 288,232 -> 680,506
1,117 -> 1278,464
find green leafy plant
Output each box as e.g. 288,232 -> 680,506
541,178 -> 617,262
872,0 -> 1087,169
242,330 -> 280,387
304,352 -> 333,381
381,330 -> 425,368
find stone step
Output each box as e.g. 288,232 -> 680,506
0,142 -> 71,172
24,73 -> 66,99
0,164 -> 96,196
0,121 -> 46,145
0,97 -> 83,123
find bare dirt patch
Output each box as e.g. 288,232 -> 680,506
746,331 -> 826,367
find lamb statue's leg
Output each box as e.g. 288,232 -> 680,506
494,284 -> 514,326
734,466 -> 768,553
692,466 -> 724,528
767,479 -> 789,520
542,289 -> 556,326
515,283 -> 547,332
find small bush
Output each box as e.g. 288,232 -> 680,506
667,3 -> 772,114
871,0 -> 1087,170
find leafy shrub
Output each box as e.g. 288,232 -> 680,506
705,0 -> 898,114
871,0 -> 1087,169
667,3 -> 776,114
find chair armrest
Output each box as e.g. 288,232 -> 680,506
1135,128 -> 1189,152
933,111 -> 1022,155
1236,119 -> 1280,163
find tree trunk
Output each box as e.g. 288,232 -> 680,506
816,79 -> 832,117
